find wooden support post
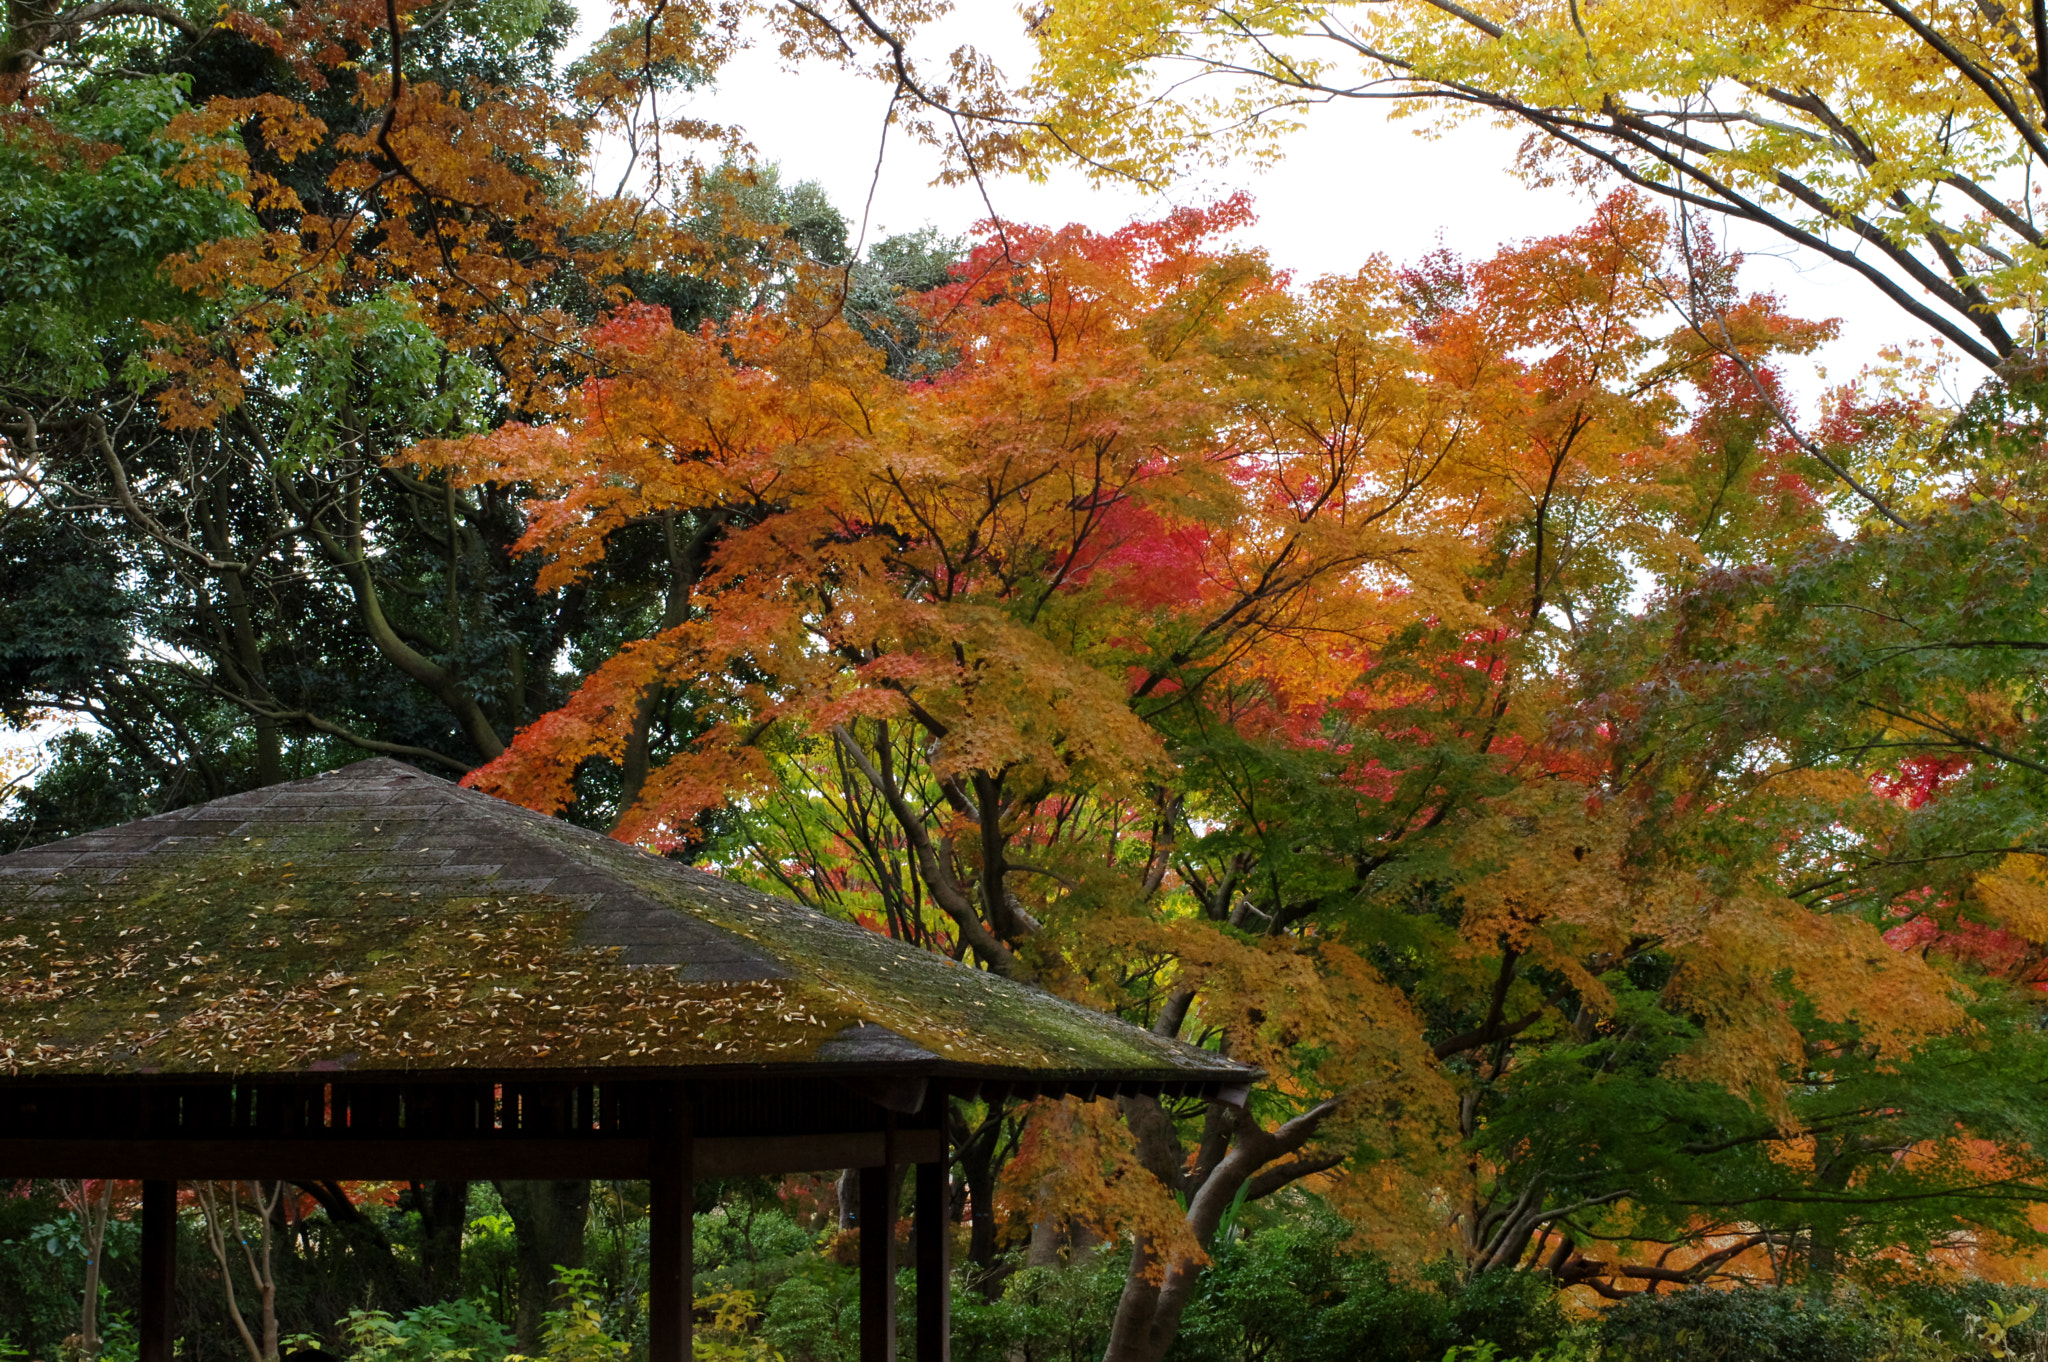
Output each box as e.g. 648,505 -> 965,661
859,1163 -> 897,1362
649,1086 -> 694,1362
140,1179 -> 175,1362
914,1158 -> 950,1362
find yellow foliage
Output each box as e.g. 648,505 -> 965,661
1975,858 -> 2048,945
999,1096 -> 1204,1281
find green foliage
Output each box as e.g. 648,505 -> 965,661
0,1184 -> 91,1359
1170,1218 -> 1448,1362
843,225 -> 966,378
525,1269 -> 626,1362
1438,1270 -> 1576,1359
1436,1343 -> 1590,1362
759,1271 -> 855,1362
622,164 -> 850,328
1597,1288 -> 1879,1362
1166,1213 -> 1582,1362
342,1299 -> 516,1362
1884,1281 -> 2048,1358
28,1209 -> 137,1267
97,1310 -> 139,1362
953,1260 -> 1127,1362
255,291 -> 501,458
694,1201 -> 816,1297
0,72 -> 251,400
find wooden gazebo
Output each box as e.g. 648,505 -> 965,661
0,759 -> 1253,1362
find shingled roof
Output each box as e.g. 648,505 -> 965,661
0,759 -> 1254,1090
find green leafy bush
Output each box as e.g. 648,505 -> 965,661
1170,1218 -> 1452,1362
1167,1211 -> 1580,1362
1438,1267 -> 1574,1359
341,1297 -> 516,1362
760,1270 -> 854,1362
1597,1287 -> 1876,1361
1885,1280 -> 2048,1357
953,1259 -> 1126,1362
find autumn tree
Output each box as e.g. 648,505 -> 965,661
14,0 -> 2048,1343
965,3 -> 2048,1300
987,0 -> 2048,372
0,0 -> 977,844
404,187 -> 2048,1356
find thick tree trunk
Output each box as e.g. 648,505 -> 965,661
948,1103 -> 1005,1294
414,1180 -> 471,1302
1103,1236 -> 1199,1362
1100,1100 -> 1337,1362
1026,1196 -> 1061,1268
496,1179 -> 592,1352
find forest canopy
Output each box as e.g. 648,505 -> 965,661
5,2 -> 2048,1362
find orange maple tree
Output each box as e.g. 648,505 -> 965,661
404,188 -> 2048,1344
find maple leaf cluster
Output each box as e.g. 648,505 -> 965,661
405,181 -> 2048,1307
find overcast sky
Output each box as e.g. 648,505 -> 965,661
630,4 -> 1958,408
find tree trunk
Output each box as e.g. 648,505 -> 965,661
414,1180 -> 471,1302
616,513 -> 720,817
1805,1141 -> 1858,1286
205,477 -> 282,787
836,1168 -> 859,1231
77,1188 -> 107,1358
496,1179 -> 592,1352
59,1180 -> 115,1359
1100,1100 -> 1337,1362
1026,1187 -> 1062,1268
196,1181 -> 284,1362
947,1098 -> 1006,1293
294,1180 -> 423,1311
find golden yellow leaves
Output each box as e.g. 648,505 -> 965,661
127,9 -> 746,432
1669,894 -> 1965,1122
1000,1095 -> 1205,1279
1973,857 -> 2048,947
1080,915 -> 1458,1176
159,95 -> 328,189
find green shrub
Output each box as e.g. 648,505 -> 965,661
948,1258 -> 1125,1362
340,1296 -> 517,1362
695,1208 -> 813,1277
1884,1280 -> 2048,1356
0,1185 -> 103,1360
1170,1217 -> 1453,1362
1596,1287 -> 1875,1361
1440,1269 -> 1574,1358
761,1270 -> 855,1362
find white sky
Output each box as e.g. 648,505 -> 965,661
650,3 -> 1959,406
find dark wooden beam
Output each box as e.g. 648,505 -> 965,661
0,1129 -> 941,1179
859,1162 -> 898,1362
914,1158 -> 949,1362
648,1085 -> 693,1362
705,1132 -> 937,1178
139,1179 -> 174,1362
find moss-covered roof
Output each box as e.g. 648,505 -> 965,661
0,760 -> 1256,1086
